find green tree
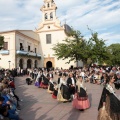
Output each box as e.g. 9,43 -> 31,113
0,36 -> 4,50
107,44 -> 120,65
52,28 -> 86,66
52,28 -> 110,67
88,32 -> 110,65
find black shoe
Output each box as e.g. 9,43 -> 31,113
63,101 -> 67,103
68,100 -> 71,102
79,109 -> 84,111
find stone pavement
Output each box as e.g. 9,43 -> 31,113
14,76 -> 119,120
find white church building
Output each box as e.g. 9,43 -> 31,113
0,0 -> 83,69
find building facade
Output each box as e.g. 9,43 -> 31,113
35,0 -> 83,69
0,0 -> 83,69
0,30 -> 41,69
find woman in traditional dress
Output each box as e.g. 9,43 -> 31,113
47,77 -> 54,93
52,82 -> 58,99
97,74 -> 120,120
40,72 -> 49,89
35,71 -> 42,87
72,76 -> 90,111
57,75 -> 70,102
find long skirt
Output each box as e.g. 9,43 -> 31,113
57,84 -> 70,102
35,77 -> 42,87
40,82 -> 48,89
52,90 -> 58,99
61,84 -> 70,100
72,88 -> 90,110
57,92 -> 68,102
35,81 -> 39,87
97,95 -> 120,120
72,96 -> 90,110
47,84 -> 54,93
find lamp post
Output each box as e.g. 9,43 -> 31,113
8,61 -> 11,69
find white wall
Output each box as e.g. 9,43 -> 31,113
15,32 -> 40,53
0,32 -> 16,69
0,31 -> 41,69
38,29 -> 80,69
15,31 -> 41,68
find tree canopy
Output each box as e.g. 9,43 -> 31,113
107,44 -> 120,66
52,29 -> 85,63
52,28 -> 110,66
88,32 -> 110,65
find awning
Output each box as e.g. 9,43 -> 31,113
0,50 -> 9,55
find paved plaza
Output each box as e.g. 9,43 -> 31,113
15,76 -> 119,120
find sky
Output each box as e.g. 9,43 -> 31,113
0,0 -> 120,45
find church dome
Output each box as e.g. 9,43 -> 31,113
64,24 -> 72,36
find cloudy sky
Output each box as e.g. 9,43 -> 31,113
0,0 -> 120,45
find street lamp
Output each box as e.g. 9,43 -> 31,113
8,61 -> 11,69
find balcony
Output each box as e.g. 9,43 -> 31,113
16,50 -> 41,58
28,52 -> 41,58
16,50 -> 28,55
36,54 -> 41,58
28,52 -> 36,57
0,50 -> 9,55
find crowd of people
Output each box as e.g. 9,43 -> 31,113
32,68 -> 90,110
0,65 -> 120,120
0,69 -> 23,120
29,66 -> 120,120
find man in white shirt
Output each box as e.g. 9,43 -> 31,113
80,71 -> 85,82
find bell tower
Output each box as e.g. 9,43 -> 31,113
36,0 -> 63,31
41,0 -> 57,23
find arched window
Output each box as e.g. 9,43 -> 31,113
50,12 -> 53,19
45,13 -> 48,20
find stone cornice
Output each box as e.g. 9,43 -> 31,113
36,22 -> 64,32
0,30 -> 39,43
35,28 -> 64,33
41,6 -> 57,11
15,31 -> 39,43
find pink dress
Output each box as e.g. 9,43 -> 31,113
72,86 -> 90,110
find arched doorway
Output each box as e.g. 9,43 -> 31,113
19,59 -> 23,69
34,60 -> 37,68
27,59 -> 32,68
46,61 -> 52,68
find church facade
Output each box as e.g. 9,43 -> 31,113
0,0 -> 83,69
